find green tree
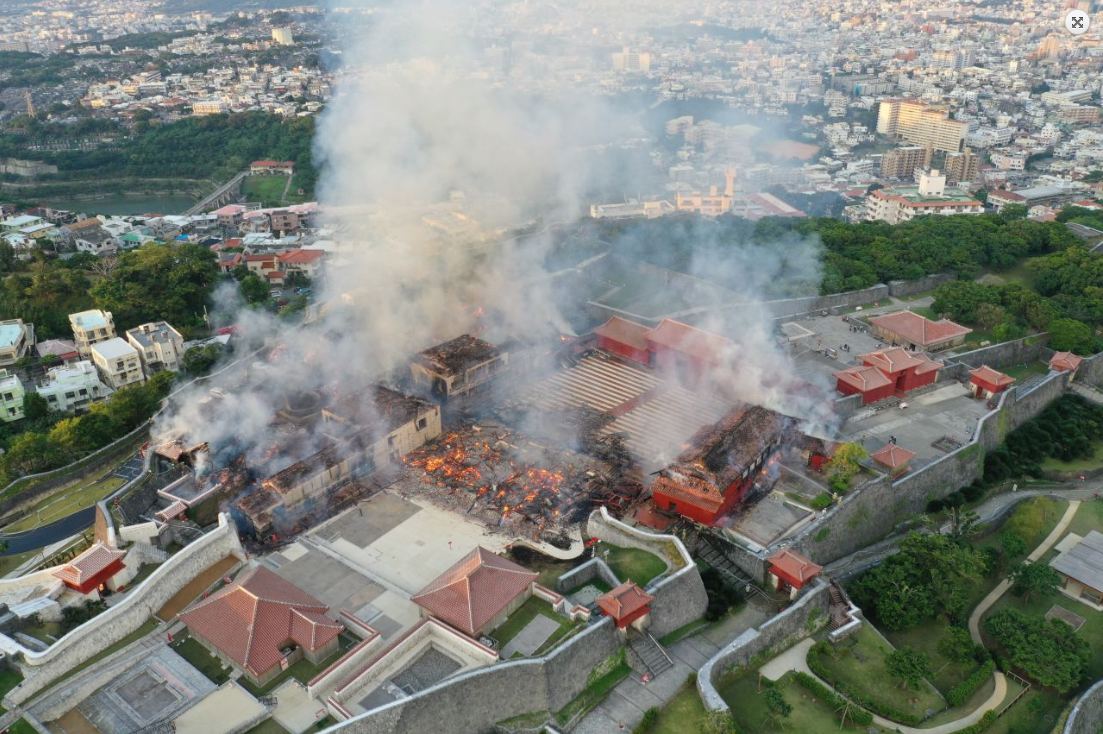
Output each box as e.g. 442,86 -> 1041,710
183,343 -> 224,375
3,432 -> 65,474
239,274 -> 270,304
699,711 -> 739,734
885,647 -> 931,690
1009,561 -> 1062,604
824,442 -> 866,492
1046,318 -> 1096,354
1000,204 -> 1028,221
984,608 -> 1089,692
762,688 -> 792,728
937,627 -> 977,666
22,392 -> 49,422
1000,531 -> 1028,560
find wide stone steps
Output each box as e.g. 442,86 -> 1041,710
629,633 -> 673,678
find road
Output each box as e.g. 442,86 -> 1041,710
0,506 -> 95,555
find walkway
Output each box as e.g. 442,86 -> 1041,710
572,602 -> 772,733
183,171 -> 247,216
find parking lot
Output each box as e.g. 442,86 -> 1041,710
113,454 -> 146,482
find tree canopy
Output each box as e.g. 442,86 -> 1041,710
984,608 -> 1089,692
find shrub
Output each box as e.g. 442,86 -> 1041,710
807,641 -> 923,726
952,710 -> 997,734
792,671 -> 874,726
811,492 -> 833,510
634,707 -> 658,734
686,671 -> 697,687
947,661 -> 996,707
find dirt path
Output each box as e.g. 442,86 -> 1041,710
155,555 -> 241,621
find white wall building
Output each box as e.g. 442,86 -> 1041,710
126,322 -> 185,375
70,310 -> 116,358
90,338 -> 145,390
37,360 -> 113,413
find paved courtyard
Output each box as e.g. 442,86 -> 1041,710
501,614 -> 559,658
174,683 -> 266,734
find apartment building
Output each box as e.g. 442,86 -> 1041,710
944,148 -> 980,185
0,319 -> 34,368
126,322 -> 185,375
879,145 -> 931,179
90,338 -> 145,390
866,170 -> 984,224
70,310 -> 116,358
877,98 -> 968,153
0,370 -> 24,423
38,360 -> 113,413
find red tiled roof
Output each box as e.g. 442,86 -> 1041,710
52,542 -> 127,588
596,581 -> 653,620
251,160 -> 294,167
1051,351 -> 1083,372
179,566 -> 342,679
593,316 -> 650,352
870,443 -> 916,469
411,547 -> 537,636
644,319 -> 730,364
766,548 -> 822,585
869,311 -> 972,347
278,249 -> 324,265
911,351 -> 944,375
833,364 -> 894,392
969,365 -> 1015,388
861,346 -> 924,374
156,500 -> 188,522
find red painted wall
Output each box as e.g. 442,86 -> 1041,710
608,604 -> 651,629
970,377 -> 1010,395
836,378 -> 894,404
651,487 -> 718,525
596,335 -> 650,366
648,342 -> 709,385
899,367 -> 937,392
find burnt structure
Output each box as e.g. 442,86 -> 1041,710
650,405 -> 794,526
411,334 -> 509,403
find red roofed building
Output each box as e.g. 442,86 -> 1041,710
869,310 -> 972,351
52,542 -> 127,596
968,365 -> 1015,400
595,581 -> 654,630
1051,351 -> 1084,373
411,546 -> 538,637
644,319 -> 731,385
766,548 -> 822,599
278,248 -> 325,279
833,364 -> 895,404
179,566 -> 343,687
593,316 -> 651,365
870,442 -> 916,477
835,347 -> 942,403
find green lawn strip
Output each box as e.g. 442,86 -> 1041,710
122,561 -> 163,590
20,621 -> 63,646
7,719 -> 35,734
0,669 -> 23,714
35,618 -> 160,696
718,670 -> 881,733
652,684 -> 710,734
811,625 -> 943,722
242,718 -> 290,734
0,430 -> 147,504
881,622 -> 977,696
983,589 -> 1103,681
171,635 -> 233,685
659,618 -> 711,646
554,651 -> 631,727
1041,442 -> 1103,472
602,545 -> 667,587
983,688 -> 1066,734
0,550 -> 38,578
1001,362 -> 1050,382
242,176 -> 288,206
4,476 -> 126,533
238,646 -> 345,697
491,596 -> 575,651
1065,497 -> 1103,539
496,710 -> 551,729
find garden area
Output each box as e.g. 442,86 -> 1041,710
171,633 -> 234,686
718,669 -> 887,733
601,544 -> 667,587
491,596 -> 582,658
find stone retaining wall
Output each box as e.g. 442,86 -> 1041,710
556,557 -> 619,593
3,514 -> 244,707
698,580 -> 831,712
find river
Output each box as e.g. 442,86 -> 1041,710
45,194 -> 196,216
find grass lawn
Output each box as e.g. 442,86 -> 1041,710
984,688 -> 1066,734
123,561 -> 163,590
909,306 -> 938,320
719,671 -> 888,733
983,588 -> 1103,681
1001,361 -> 1050,382
502,546 -> 580,590
881,622 -> 980,696
171,635 -> 233,685
1042,442 -> 1103,472
1065,497 -> 1103,539
283,174 -> 310,204
491,596 -> 579,655
0,550 -> 40,578
3,476 -> 126,533
7,719 -> 35,734
554,653 -> 631,727
899,288 -> 938,302
21,620 -> 63,646
814,624 -> 944,720
659,617 -> 712,646
242,175 -> 288,205
242,718 -> 290,734
0,669 -> 23,713
38,618 -> 160,695
653,684 -> 710,734
602,544 -> 667,587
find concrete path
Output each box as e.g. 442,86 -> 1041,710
572,602 -> 771,733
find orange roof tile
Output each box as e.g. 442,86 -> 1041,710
766,548 -> 822,584
870,443 -> 916,469
52,542 -> 126,587
593,316 -> 650,352
644,319 -> 730,364
912,351 -> 944,375
833,364 -> 894,392
596,581 -> 654,620
860,346 -> 923,374
869,311 -> 972,347
179,566 -> 342,679
969,365 -> 1015,388
278,249 -> 324,265
1051,351 -> 1083,372
411,547 -> 537,636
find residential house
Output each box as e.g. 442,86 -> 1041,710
0,319 -> 34,368
278,249 -> 324,281
36,338 -> 79,365
72,225 -> 118,255
249,160 -> 295,176
90,337 -> 145,390
0,369 -> 24,422
38,360 -> 113,413
126,322 -> 185,374
70,309 -> 116,358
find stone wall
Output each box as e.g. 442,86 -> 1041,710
948,334 -> 1051,370
327,618 -> 621,734
556,557 -> 619,593
790,371 -> 1071,565
2,515 -> 245,707
1064,679 -> 1103,734
1075,352 -> 1103,388
832,393 -> 864,422
698,580 -> 831,713
887,273 -> 955,297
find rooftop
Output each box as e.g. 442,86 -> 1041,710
870,443 -> 916,469
70,309 -> 112,331
869,311 -> 972,347
596,581 -> 654,620
871,187 -> 981,206
593,316 -> 651,352
766,548 -> 822,585
415,334 -> 502,377
645,318 -> 730,364
1052,530 -> 1103,592
969,365 -> 1015,388
126,322 -> 181,348
833,364 -> 894,392
0,322 -> 24,349
91,337 -> 138,361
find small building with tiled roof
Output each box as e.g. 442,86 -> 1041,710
968,365 -> 1015,400
766,548 -> 822,599
870,442 -> 916,476
1051,351 -> 1084,374
52,542 -> 127,596
833,364 -> 895,404
179,565 -> 343,687
595,581 -> 654,630
869,310 -> 972,351
834,347 -> 942,403
411,546 -> 538,637
593,316 -> 651,365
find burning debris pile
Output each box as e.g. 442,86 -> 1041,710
398,422 -> 637,538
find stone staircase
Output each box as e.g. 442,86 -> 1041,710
130,542 -> 169,563
629,631 -> 673,678
1072,382 -> 1103,406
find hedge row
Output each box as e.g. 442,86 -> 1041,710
952,710 -> 997,734
947,661 -> 997,707
807,641 -> 924,727
792,671 -> 874,726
